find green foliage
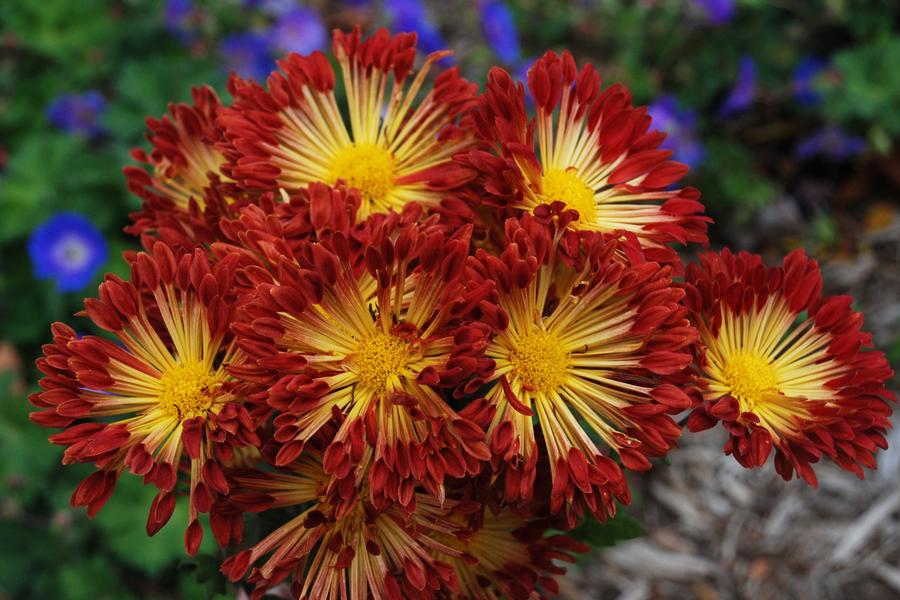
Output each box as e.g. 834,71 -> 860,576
823,37 -> 900,143
94,476 -> 216,575
569,511 -> 644,550
696,138 -> 777,222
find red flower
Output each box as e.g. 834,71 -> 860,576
439,506 -> 587,600
685,249 -> 896,485
232,218 -> 493,507
217,27 -> 476,220
31,243 -> 259,554
462,214 -> 696,525
124,86 -> 245,248
220,454 -> 467,600
461,52 -> 708,266
215,182 -> 424,285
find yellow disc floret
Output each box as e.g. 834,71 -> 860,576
158,360 -> 217,420
510,329 -> 570,393
540,167 -> 597,226
328,142 -> 396,206
353,333 -> 409,392
722,351 -> 780,412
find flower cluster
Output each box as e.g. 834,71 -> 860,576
32,27 -> 894,599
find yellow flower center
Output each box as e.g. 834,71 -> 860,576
158,360 -> 217,420
722,352 -> 780,412
328,142 -> 396,205
540,167 -> 597,225
510,329 -> 570,393
353,333 -> 409,392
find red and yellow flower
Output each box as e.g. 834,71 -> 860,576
685,249 -> 896,485
437,506 -> 587,600
232,219 -> 493,507
221,453 -> 466,600
125,86 -> 240,247
30,243 -> 259,554
218,27 -> 476,220
462,215 -> 696,524
463,51 -> 708,266
215,182 -> 421,285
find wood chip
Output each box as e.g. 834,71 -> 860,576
830,489 -> 900,563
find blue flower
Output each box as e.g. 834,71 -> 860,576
386,0 -> 451,60
719,55 -> 756,117
28,213 -> 108,292
792,56 -> 828,107
164,0 -> 196,42
648,95 -> 705,169
220,32 -> 274,81
271,7 -> 327,55
386,0 -> 427,21
46,91 -> 106,138
252,0 -> 296,16
480,1 -> 520,64
795,126 -> 866,161
693,0 -> 736,25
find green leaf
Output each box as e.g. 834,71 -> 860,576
569,511 -> 644,549
0,384 -> 64,499
823,37 -> 900,140
94,475 -> 214,576
0,132 -> 123,243
57,556 -> 138,600
0,1 -> 114,60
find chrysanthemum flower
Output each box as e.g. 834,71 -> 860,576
221,454 -> 466,600
438,506 -> 586,600
233,219 -> 492,506
216,182 -> 397,281
461,215 -> 696,523
125,86 -> 238,246
685,249 -> 895,485
217,26 -> 476,220
30,243 -> 259,554
462,51 -> 708,266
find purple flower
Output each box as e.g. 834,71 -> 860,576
271,7 -> 327,55
693,0 -> 736,25
164,0 -> 196,42
46,91 -> 106,138
795,126 -> 866,161
792,56 -> 828,107
29,213 -> 108,292
220,32 -> 274,81
719,55 -> 756,117
648,95 -> 705,169
480,1 -> 520,64
386,0 -> 451,59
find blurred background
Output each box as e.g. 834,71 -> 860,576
1,1 -> 898,598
